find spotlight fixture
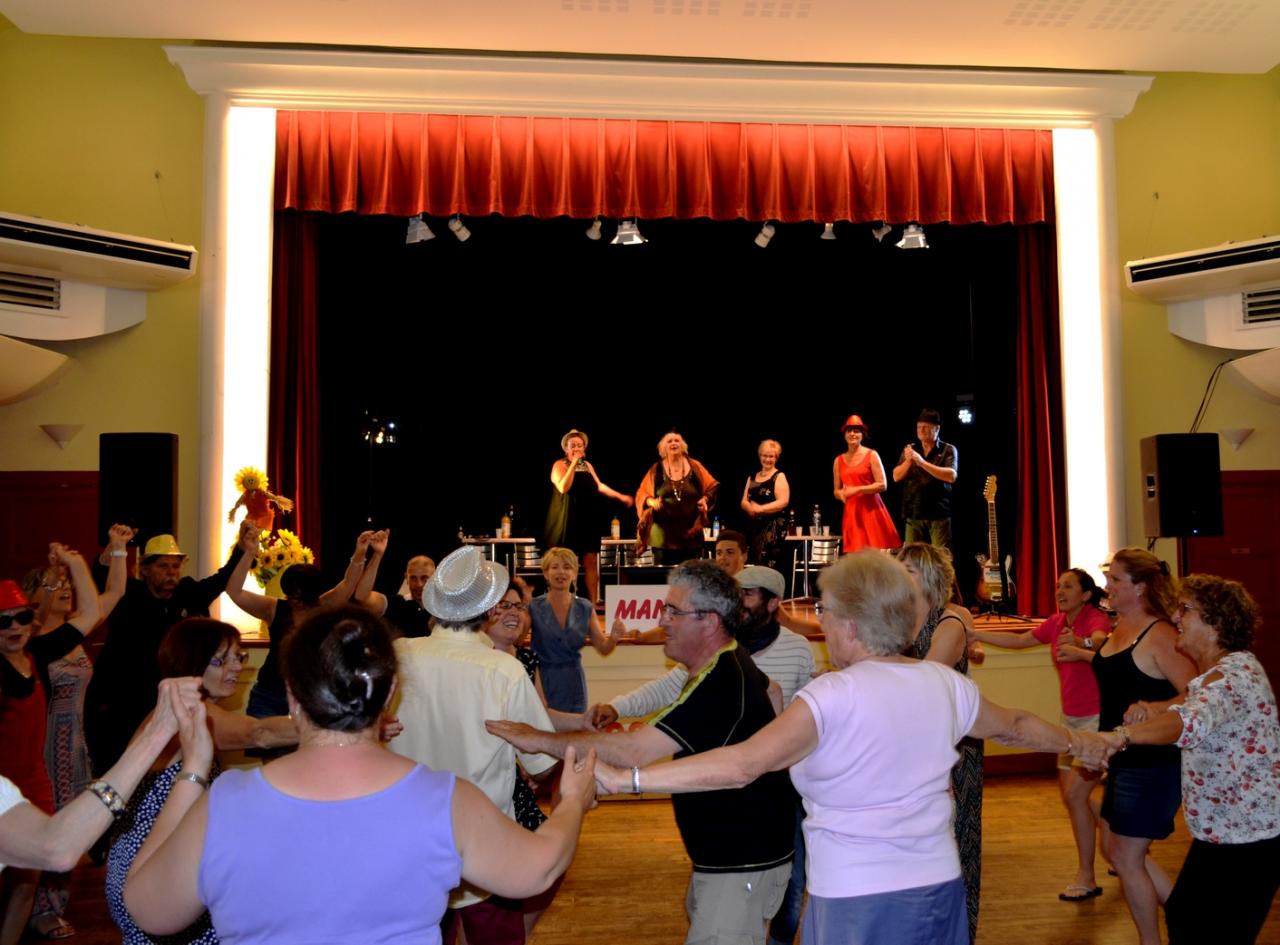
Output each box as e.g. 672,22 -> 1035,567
957,407 -> 974,425
362,415 -> 398,446
895,224 -> 928,250
611,219 -> 647,246
820,222 -> 837,241
448,215 -> 471,242
585,218 -> 603,241
405,214 -> 435,244
871,222 -> 893,243
754,222 -> 776,249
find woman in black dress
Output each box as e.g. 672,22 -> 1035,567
739,439 -> 790,569
543,430 -> 633,607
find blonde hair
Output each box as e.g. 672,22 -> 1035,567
894,543 -> 956,612
540,546 -> 579,575
657,432 -> 687,458
758,439 -> 782,459
818,551 -> 922,656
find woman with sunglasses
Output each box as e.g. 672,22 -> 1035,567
0,546 -> 100,945
105,618 -> 296,945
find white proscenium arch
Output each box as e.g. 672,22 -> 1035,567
172,48 -> 1147,597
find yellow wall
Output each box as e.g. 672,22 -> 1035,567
0,27 -> 204,546
1114,68 -> 1280,557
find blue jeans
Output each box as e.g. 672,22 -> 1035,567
767,801 -> 807,945
801,878 -> 966,945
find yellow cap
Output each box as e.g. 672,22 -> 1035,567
142,534 -> 187,560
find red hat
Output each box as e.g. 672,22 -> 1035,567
842,414 -> 867,433
0,579 -> 30,611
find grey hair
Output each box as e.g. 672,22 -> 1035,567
668,559 -> 740,636
818,550 -> 923,657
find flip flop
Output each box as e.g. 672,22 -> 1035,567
1058,885 -> 1103,902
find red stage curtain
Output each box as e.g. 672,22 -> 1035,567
1015,224 -> 1068,617
268,210 -> 323,560
275,112 -> 1054,225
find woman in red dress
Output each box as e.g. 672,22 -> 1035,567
832,415 -> 900,552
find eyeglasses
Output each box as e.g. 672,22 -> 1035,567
495,601 -> 529,613
813,601 -> 826,616
0,610 -> 35,630
208,651 -> 248,668
661,603 -> 708,620
1177,601 -> 1199,617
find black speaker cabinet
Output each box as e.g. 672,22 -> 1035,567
98,433 -> 178,546
1140,433 -> 1223,538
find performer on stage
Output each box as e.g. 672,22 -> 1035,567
635,431 -> 718,566
833,415 -> 900,553
892,408 -> 958,554
543,430 -> 633,607
740,440 -> 790,570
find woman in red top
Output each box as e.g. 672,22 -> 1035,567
832,415 -> 900,553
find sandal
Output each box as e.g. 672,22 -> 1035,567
30,916 -> 76,939
1058,884 -> 1103,902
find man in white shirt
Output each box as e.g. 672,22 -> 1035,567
389,546 -> 556,945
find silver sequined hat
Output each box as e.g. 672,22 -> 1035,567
422,546 -> 509,622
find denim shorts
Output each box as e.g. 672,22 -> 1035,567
1101,764 -> 1181,840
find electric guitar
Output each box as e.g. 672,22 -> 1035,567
975,475 -> 1013,604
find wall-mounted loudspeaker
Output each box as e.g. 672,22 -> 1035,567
1140,433 -> 1223,538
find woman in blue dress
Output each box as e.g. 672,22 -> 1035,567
528,547 -> 622,713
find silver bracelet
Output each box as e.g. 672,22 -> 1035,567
177,771 -> 211,789
88,779 -> 127,820
631,765 -> 641,794
109,549 -> 128,558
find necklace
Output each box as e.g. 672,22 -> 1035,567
664,460 -> 689,500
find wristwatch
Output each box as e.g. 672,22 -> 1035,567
1081,636 -> 1094,650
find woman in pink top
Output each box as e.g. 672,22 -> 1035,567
596,551 -> 1114,945
973,568 -> 1112,902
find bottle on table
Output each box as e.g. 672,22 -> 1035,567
500,509 -> 512,539
811,504 -> 822,534
610,516 -> 621,540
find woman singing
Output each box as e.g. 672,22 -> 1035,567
543,430 -> 633,607
636,431 -> 718,566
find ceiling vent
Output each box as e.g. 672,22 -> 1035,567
1125,235 -> 1280,304
0,270 -> 60,311
1242,288 -> 1280,326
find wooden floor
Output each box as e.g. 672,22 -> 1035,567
45,774 -> 1279,944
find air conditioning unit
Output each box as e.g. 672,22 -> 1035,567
1126,236 -> 1280,350
0,211 -> 198,341
0,212 -> 197,290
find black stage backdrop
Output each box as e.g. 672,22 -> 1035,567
313,213 -> 1023,603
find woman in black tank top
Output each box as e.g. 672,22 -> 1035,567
1093,549 -> 1196,945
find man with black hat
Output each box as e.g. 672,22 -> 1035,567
389,545 -> 557,945
893,407 -> 959,554
83,521 -> 253,775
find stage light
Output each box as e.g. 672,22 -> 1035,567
585,218 -> 603,241
820,222 -> 837,241
871,222 -> 893,242
611,220 -> 647,245
957,407 -> 974,425
754,222 -> 776,249
448,216 -> 471,242
896,224 -> 928,249
405,214 -> 435,244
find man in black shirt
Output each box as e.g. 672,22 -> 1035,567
487,561 -> 794,945
353,531 -> 435,638
893,407 -> 959,555
83,523 -> 250,774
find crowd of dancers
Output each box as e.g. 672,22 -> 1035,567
1,428 -> 1278,945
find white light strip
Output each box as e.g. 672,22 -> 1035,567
218,105 -> 277,631
1053,127 -> 1117,578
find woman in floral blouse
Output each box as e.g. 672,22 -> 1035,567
1103,574 -> 1279,945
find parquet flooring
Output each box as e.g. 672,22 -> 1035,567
42,775 -> 1279,944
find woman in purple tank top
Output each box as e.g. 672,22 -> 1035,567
123,605 -> 597,945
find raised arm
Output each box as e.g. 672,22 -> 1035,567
96,524 -> 137,620
223,521 -> 277,624
323,530 -> 378,606
58,545 -> 101,634
585,607 -> 621,656
0,678 -> 197,872
188,528 -> 250,611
